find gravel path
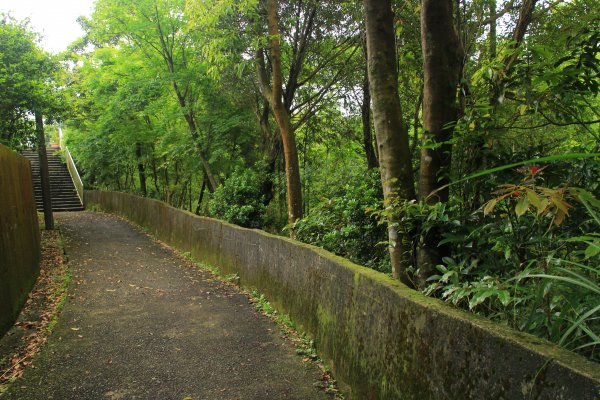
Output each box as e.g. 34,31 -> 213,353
4,212 -> 329,400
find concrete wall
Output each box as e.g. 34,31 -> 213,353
85,190 -> 600,399
0,145 -> 41,337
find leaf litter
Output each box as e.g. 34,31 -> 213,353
0,228 -> 70,394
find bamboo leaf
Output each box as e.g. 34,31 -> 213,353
584,242 -> 600,258
525,273 -> 600,296
559,304 -> 600,346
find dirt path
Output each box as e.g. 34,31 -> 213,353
4,212 -> 329,400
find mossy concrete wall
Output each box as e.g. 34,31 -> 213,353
0,145 -> 41,337
85,190 -> 600,399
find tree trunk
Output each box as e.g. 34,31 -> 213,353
256,99 -> 280,206
417,0 -> 462,288
35,112 -> 53,230
151,156 -> 160,196
135,142 -> 147,197
163,156 -> 170,203
179,107 -> 219,193
364,0 -> 416,285
267,0 -> 303,229
361,68 -> 378,170
195,174 -> 207,215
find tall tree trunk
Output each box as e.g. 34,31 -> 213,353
163,156 -> 170,203
255,99 -> 280,206
361,68 -> 378,170
135,142 -> 147,197
35,112 -> 53,230
267,0 -> 303,230
417,0 -> 463,288
195,174 -> 207,215
364,0 -> 416,285
151,156 -> 160,196
489,0 -> 497,60
178,103 -> 219,193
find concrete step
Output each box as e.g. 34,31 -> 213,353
23,148 -> 83,212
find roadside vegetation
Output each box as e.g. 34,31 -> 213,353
1,0 -> 598,362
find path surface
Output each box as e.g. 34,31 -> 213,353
5,212 -> 329,400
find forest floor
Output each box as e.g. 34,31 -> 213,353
1,212 -> 333,400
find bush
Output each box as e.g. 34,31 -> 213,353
208,168 -> 266,229
390,165 -> 600,361
293,169 -> 390,272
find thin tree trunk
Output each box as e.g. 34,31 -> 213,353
135,142 -> 147,197
361,68 -> 378,170
163,157 -> 170,204
267,0 -> 303,230
180,110 -> 219,193
151,157 -> 160,196
35,112 -> 53,230
195,174 -> 207,215
256,99 -> 280,206
411,85 -> 424,155
364,0 -> 416,285
188,179 -> 192,211
417,0 -> 462,288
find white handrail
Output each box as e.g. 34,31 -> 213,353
58,127 -> 84,204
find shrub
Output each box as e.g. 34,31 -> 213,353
293,169 -> 390,272
208,168 -> 266,229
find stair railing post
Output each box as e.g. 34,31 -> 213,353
35,112 -> 54,229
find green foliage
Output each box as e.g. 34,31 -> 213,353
43,0 -> 600,364
0,14 -> 63,149
294,169 -> 389,272
407,162 -> 600,361
208,168 -> 266,229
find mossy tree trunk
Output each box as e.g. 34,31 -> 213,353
417,0 -> 462,287
364,0 -> 416,286
261,0 -> 304,230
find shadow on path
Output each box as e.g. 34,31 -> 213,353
4,212 -> 329,400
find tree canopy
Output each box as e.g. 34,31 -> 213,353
0,14 -> 62,148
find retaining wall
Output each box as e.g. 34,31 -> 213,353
0,145 -> 41,337
85,190 -> 600,399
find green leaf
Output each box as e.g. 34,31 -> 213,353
559,303 -> 600,346
469,288 -> 496,309
483,198 -> 497,216
497,290 -> 511,306
584,242 -> 600,258
452,153 -> 600,186
526,189 -> 542,211
515,196 -> 529,217
504,247 -> 511,260
518,104 -> 528,115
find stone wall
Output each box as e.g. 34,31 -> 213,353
0,145 -> 41,337
85,190 -> 600,399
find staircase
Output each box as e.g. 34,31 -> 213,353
21,148 -> 84,212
